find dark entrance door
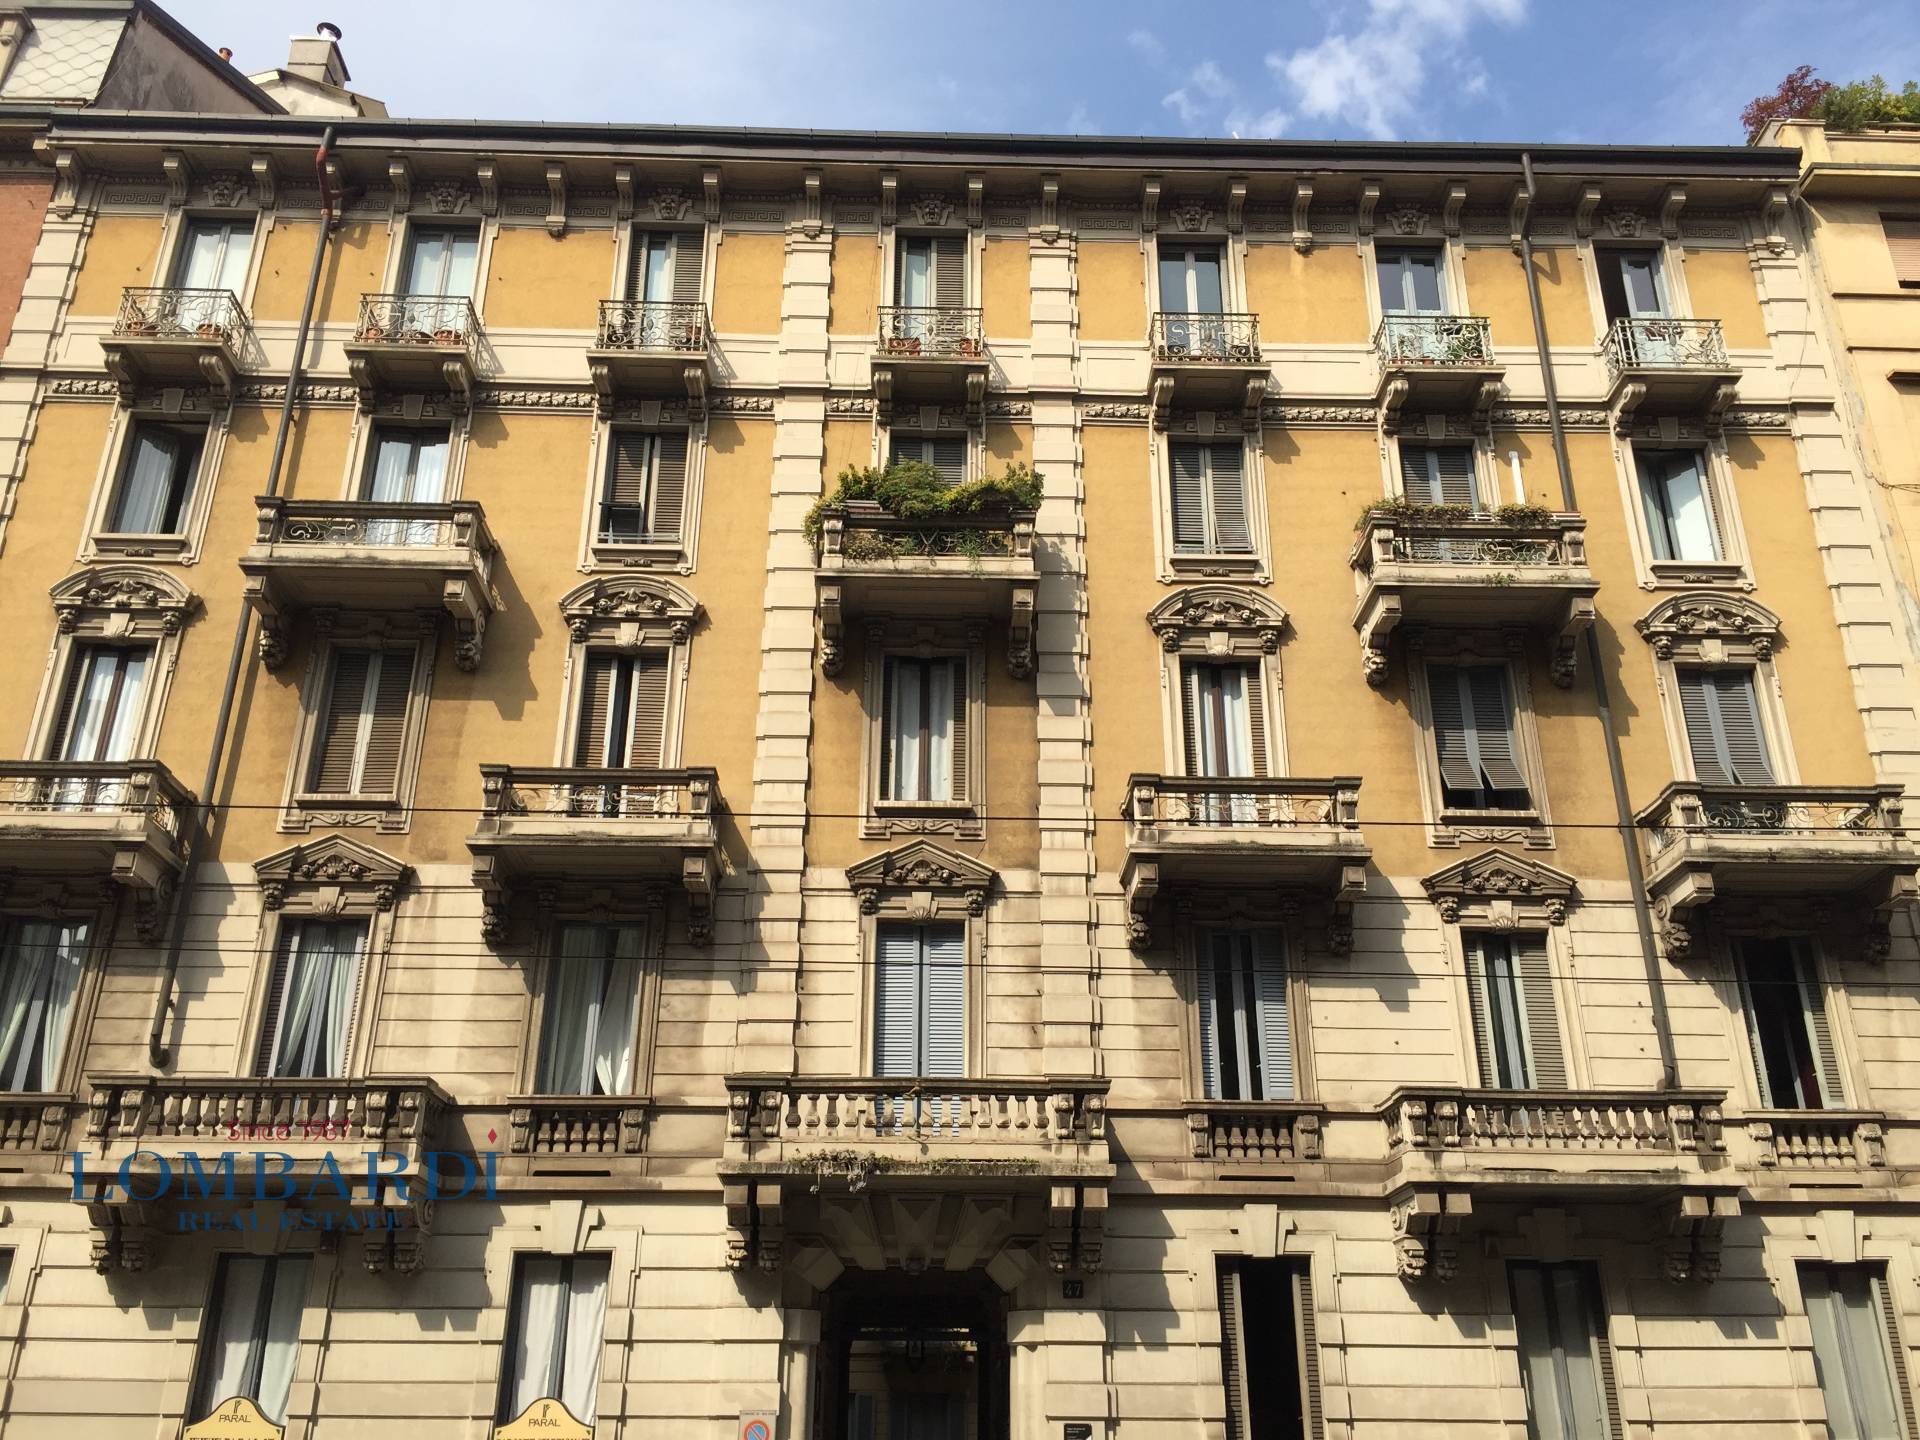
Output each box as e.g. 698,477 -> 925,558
815,1267 -> 1010,1440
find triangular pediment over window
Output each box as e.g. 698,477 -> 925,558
846,840 -> 995,918
254,833 -> 413,913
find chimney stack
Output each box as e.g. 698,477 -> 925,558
285,20 -> 350,88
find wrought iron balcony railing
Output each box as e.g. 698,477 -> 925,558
1353,510 -> 1588,574
875,305 -> 985,359
479,766 -> 716,822
1186,1100 -> 1322,1162
353,293 -> 480,354
0,760 -> 189,837
1373,313 -> 1495,368
112,287 -> 253,348
815,500 -> 1036,567
595,299 -> 709,353
727,1076 -> 1108,1150
1639,783 -> 1908,862
1388,1088 -> 1726,1157
1124,774 -> 1361,831
253,497 -> 494,556
1150,311 -> 1262,363
1602,316 -> 1730,380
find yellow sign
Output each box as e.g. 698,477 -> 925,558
182,1396 -> 285,1439
493,1398 -> 595,1439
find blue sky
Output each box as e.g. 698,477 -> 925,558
168,0 -> 1920,146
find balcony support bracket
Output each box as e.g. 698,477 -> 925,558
1389,1185 -> 1472,1284
1007,582 -> 1036,680
1654,1191 -> 1740,1284
817,581 -> 845,677
1551,595 -> 1597,689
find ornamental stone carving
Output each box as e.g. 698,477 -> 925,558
1421,849 -> 1576,927
1147,586 -> 1287,655
651,186 -> 694,221
51,566 -> 200,638
560,576 -> 701,645
846,840 -> 994,920
1635,593 -> 1782,662
907,195 -> 954,227
254,834 -> 413,915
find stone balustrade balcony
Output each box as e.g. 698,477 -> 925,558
0,760 -> 191,935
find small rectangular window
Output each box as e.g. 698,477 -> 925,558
361,426 -> 450,545
1169,441 -> 1252,554
0,918 -> 87,1091
627,228 -> 703,304
255,917 -> 366,1079
574,652 -> 669,770
1801,1264 -> 1916,1440
1596,248 -> 1666,322
887,432 -> 967,485
48,644 -> 150,765
1398,442 -> 1477,510
106,422 -> 204,535
1196,929 -> 1293,1101
1376,245 -> 1445,313
498,1253 -> 610,1424
1509,1261 -> 1618,1440
305,647 -> 415,798
895,235 -> 965,309
1216,1257 -> 1321,1440
1675,668 -> 1774,785
189,1254 -> 310,1426
1738,938 -> 1843,1109
1884,217 -> 1920,290
880,656 -> 966,805
1181,660 -> 1266,782
537,923 -> 643,1096
1426,664 -> 1531,812
1636,449 -> 1721,563
598,431 -> 688,545
173,217 -> 254,295
402,226 -> 479,298
1465,932 -> 1566,1091
873,922 -> 965,1080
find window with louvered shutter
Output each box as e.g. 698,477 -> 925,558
1635,450 -> 1722,563
932,236 -> 966,309
47,644 -> 150,764
1208,445 -> 1252,551
574,654 -> 616,767
306,648 -> 413,797
626,230 -> 674,303
252,928 -> 298,1077
357,651 -> 412,796
1738,938 -> 1842,1109
1399,443 -> 1477,509
1885,218 -> 1920,289
1510,1261 -> 1620,1440
872,922 -> 966,1078
1169,442 -> 1252,553
307,649 -> 373,794
576,653 -> 669,769
625,654 -> 669,768
1198,930 -> 1294,1102
1427,664 -> 1531,810
670,232 -> 704,302
1677,669 -> 1774,786
887,433 -> 967,486
600,433 -> 653,543
1169,444 -> 1208,551
1216,1258 -> 1322,1440
649,432 -> 688,540
880,656 -> 965,804
1800,1265 -> 1916,1440
1181,662 -> 1265,781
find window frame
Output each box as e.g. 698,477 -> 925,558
1732,934 -> 1851,1112
494,1251 -> 614,1426
1797,1262 -> 1920,1440
883,225 -> 975,311
78,396 -> 230,564
1615,437 -> 1752,591
579,413 -> 707,573
553,577 -> 699,770
390,219 -> 485,301
1578,230 -> 1701,342
1637,594 -> 1799,787
1504,1259 -> 1624,1440
340,406 -> 469,507
250,914 -> 371,1082
1151,426 -> 1271,581
28,566 -> 197,764
0,913 -> 106,1097
1391,432 -> 1495,511
860,622 -> 986,841
1148,587 -> 1289,778
616,219 -> 711,307
1884,214 -> 1920,291
154,204 -> 266,308
185,1251 -> 321,1429
1186,924 -> 1306,1103
1406,643 -> 1555,848
521,914 -> 662,1098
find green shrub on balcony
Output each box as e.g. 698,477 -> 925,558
804,460 -> 1044,546
1355,499 -> 1555,530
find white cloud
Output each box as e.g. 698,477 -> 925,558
1163,59 -> 1240,132
1224,106 -> 1290,139
1127,29 -> 1165,62
1268,0 -> 1527,139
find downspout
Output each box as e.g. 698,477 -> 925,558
1516,152 -> 1679,1090
147,125 -> 338,1067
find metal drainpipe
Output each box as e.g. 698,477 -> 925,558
1516,151 -> 1679,1089
146,125 -> 339,1068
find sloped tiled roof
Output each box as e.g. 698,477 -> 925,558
1,15 -> 125,102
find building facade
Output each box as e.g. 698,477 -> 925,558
0,107 -> 1914,1440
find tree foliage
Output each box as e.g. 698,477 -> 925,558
1742,65 -> 1832,141
1744,67 -> 1920,140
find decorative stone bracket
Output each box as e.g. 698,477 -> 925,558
1656,1191 -> 1741,1284
1389,1186 -> 1473,1283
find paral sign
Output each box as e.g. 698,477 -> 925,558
182,1395 -> 284,1439
493,1398 -> 594,1439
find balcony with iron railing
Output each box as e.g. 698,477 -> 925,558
1119,775 -> 1370,951
238,497 -> 498,671
100,287 -> 255,399
587,299 -> 714,413
0,759 -> 191,900
871,306 -> 989,416
343,293 -> 482,408
465,765 -> 720,946
1349,506 -> 1600,688
1635,782 -> 1920,919
1372,314 -> 1502,418
1147,311 -> 1268,425
1601,317 -> 1739,430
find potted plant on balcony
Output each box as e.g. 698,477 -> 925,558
882,335 -> 923,357
805,459 -> 1044,562
195,321 -> 227,341
431,327 -> 463,345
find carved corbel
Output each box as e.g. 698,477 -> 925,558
1574,183 -> 1603,238
1357,180 -> 1381,237
1660,184 -> 1688,240
702,166 -> 722,225
1377,376 -> 1410,437
1442,180 -> 1467,238
1551,596 -> 1595,689
684,363 -> 710,425
1608,380 -> 1647,437
1241,373 -> 1268,435
1007,583 -> 1036,679
1508,181 -> 1530,255
1469,376 -> 1501,438
683,853 -> 714,947
442,359 -> 473,415
249,153 -> 277,211
1390,1188 -> 1470,1284
1657,1192 -> 1739,1284
879,171 -> 898,229
387,156 -> 411,218
1291,179 -> 1313,253
1149,374 -> 1176,431
1762,185 -> 1790,257
964,369 -> 987,430
755,1184 -> 783,1272
161,150 -> 189,209
1123,858 -> 1159,953
966,173 -> 984,228
818,581 -> 845,676
88,1199 -> 156,1274
724,1183 -> 755,1271
1702,380 -> 1739,438
545,163 -> 568,238
1047,1185 -> 1077,1272
802,169 -> 823,239
130,873 -> 175,947
1038,175 -> 1060,242
49,147 -> 82,219
1226,177 -> 1247,236
1141,175 -> 1161,234
472,157 -> 498,217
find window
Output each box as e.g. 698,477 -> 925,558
1216,1257 -> 1321,1440
895,235 -> 965,310
1170,441 -> 1252,554
574,653 -> 668,769
304,647 -> 415,799
627,228 -> 703,304
1801,1264 -> 1916,1440
1398,443 -> 1477,510
48,644 -> 150,765
402,226 -> 479,298
1376,246 -> 1445,314
1676,668 -> 1774,785
0,919 -> 87,1091
1737,938 -> 1843,1109
1464,932 -> 1566,1090
1887,217 -> 1920,289
254,918 -> 366,1079
536,923 -> 642,1096
597,432 -> 687,545
1159,242 -> 1225,315
1636,450 -> 1721,563
1509,1262 -> 1618,1440
189,1255 -> 310,1426
105,422 -> 204,536
1182,660 -> 1266,780
361,426 -> 450,545
880,656 -> 967,805
172,217 -> 254,295
1196,929 -> 1292,1101
1426,664 -> 1531,812
887,432 -> 966,484
498,1254 -> 609,1424
1596,248 -> 1667,322
874,922 -> 965,1080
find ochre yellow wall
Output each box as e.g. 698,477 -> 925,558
985,423 -> 1030,469
484,227 -> 613,330
823,419 -> 874,483
1682,247 -> 1769,350
828,234 -> 879,336
1463,244 -> 1594,349
1246,244 -> 1370,345
1077,240 -> 1144,343
278,408 -> 357,501
712,231 -> 784,334
981,236 -> 1031,339
70,215 -> 162,314
251,219 -> 388,326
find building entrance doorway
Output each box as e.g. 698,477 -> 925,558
817,1267 -> 1010,1440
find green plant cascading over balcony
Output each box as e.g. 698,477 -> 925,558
1354,498 -> 1555,530
805,459 -> 1044,559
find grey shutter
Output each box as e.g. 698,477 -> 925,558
357,650 -> 413,796
1217,1266 -> 1251,1440
44,650 -> 89,761
1466,667 -> 1529,793
1207,444 -> 1251,552
1400,444 -> 1441,505
1252,931 -> 1293,1101
1713,672 -> 1775,785
1195,946 -> 1220,1098
1170,444 -> 1207,551
1797,949 -> 1846,1107
624,230 -> 647,300
947,658 -> 969,803
1886,218 -> 1920,287
650,432 -> 688,540
334,922 -> 368,1083
1426,666 -> 1481,792
309,649 -> 371,793
930,437 -> 966,486
932,236 -> 965,309
1594,1316 -> 1626,1440
1735,958 -> 1778,1107
1400,445 -> 1474,508
1180,664 -> 1202,778
1243,668 -> 1269,779
252,926 -> 297,1077
1875,1273 -> 1920,1439
922,924 -> 966,1080
878,657 -> 897,799
1677,671 -> 1732,785
1436,446 -> 1477,509
1515,932 -> 1568,1090
606,434 -> 651,509
670,232 -> 703,303
626,654 -> 669,768
1464,938 -> 1501,1088
873,925 -> 921,1077
1294,1268 -> 1326,1440
574,655 -> 615,767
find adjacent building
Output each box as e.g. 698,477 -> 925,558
0,94 -> 1915,1440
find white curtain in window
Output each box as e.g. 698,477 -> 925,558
365,434 -> 449,546
111,430 -> 185,534
52,649 -> 148,809
195,1255 -> 307,1424
253,1257 -> 308,1423
0,921 -> 86,1091
924,660 -> 954,802
177,221 -> 254,295
269,922 -> 362,1079
887,661 -> 924,801
505,1256 -> 608,1423
538,925 -> 639,1095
